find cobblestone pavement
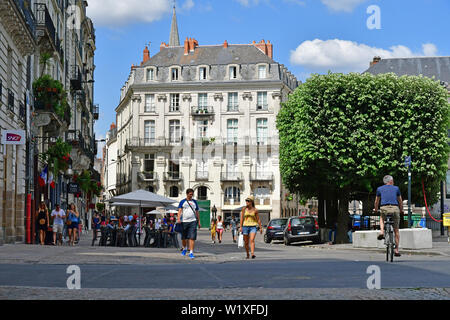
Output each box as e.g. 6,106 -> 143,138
0,286 -> 449,300
0,229 -> 449,300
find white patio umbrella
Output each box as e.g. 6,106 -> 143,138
108,190 -> 175,246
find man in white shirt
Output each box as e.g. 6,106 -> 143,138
177,189 -> 201,259
51,204 -> 66,245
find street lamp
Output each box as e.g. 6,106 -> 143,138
212,205 -> 217,219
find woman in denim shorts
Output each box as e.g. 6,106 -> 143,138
240,195 -> 263,259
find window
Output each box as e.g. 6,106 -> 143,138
144,120 -> 155,144
224,186 -> 240,202
198,186 -> 208,200
171,68 -> 179,81
169,160 -> 180,180
227,92 -> 238,112
197,120 -> 208,138
257,92 -> 268,110
147,68 -> 155,81
170,186 -> 179,197
229,66 -> 237,79
227,119 -> 238,143
144,154 -> 155,172
170,94 -> 180,112
256,118 -> 268,144
144,94 -> 155,112
199,67 -> 207,80
169,120 -> 181,143
198,93 -> 208,110
258,65 -> 267,79
148,186 -> 155,193
196,160 -> 208,179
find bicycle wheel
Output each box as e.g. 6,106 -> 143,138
389,229 -> 394,262
385,230 -> 390,262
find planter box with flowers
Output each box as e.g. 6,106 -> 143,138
40,138 -> 72,176
33,74 -> 71,124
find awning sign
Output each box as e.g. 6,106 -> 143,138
1,130 -> 26,145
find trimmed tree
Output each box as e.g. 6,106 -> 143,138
277,72 -> 450,243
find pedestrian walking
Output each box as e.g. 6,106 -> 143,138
210,218 -> 217,244
92,212 -> 101,246
216,215 -> 224,243
36,202 -> 50,245
177,188 -> 201,259
240,195 -> 263,259
51,204 -> 66,245
67,203 -> 80,246
230,215 -> 238,243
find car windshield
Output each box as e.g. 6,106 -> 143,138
270,219 -> 288,227
291,217 -> 315,226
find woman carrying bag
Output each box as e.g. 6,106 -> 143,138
67,204 -> 80,246
240,195 -> 263,259
36,202 -> 50,245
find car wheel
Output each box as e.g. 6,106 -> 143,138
264,234 -> 271,244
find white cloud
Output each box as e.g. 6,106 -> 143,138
290,39 -> 439,73
321,0 -> 368,12
182,0 -> 195,11
87,0 -> 172,27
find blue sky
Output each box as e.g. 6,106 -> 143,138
87,0 -> 450,154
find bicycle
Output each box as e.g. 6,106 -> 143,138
383,214 -> 395,262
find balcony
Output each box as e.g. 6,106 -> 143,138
224,197 -> 241,206
125,137 -> 183,150
34,98 -> 70,128
163,172 -> 183,182
195,171 -> 209,181
250,172 -> 273,182
92,104 -> 99,120
66,130 -> 95,164
70,65 -> 82,90
191,106 -> 214,117
34,3 -> 58,54
0,0 -> 36,55
221,172 -> 243,182
138,171 -> 158,182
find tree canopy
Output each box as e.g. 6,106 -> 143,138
277,72 -> 450,241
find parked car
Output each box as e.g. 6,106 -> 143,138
283,216 -> 321,245
264,218 -> 288,243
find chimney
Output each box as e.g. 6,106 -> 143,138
370,56 -> 381,67
110,123 -> 116,130
142,46 -> 150,64
253,39 -> 273,58
160,42 -> 169,51
184,37 -> 190,55
223,40 -> 228,48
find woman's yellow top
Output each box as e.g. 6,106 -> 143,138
210,222 -> 216,234
243,208 -> 258,226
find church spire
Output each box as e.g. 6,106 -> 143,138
169,2 -> 180,47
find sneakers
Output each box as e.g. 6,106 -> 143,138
189,253 -> 195,259
181,249 -> 187,256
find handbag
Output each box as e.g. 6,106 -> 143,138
39,219 -> 46,225
238,232 -> 244,248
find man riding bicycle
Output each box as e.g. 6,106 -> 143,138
374,175 -> 403,257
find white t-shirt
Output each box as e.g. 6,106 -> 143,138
51,209 -> 66,225
178,199 -> 199,223
216,221 -> 224,230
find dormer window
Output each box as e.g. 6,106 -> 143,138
171,67 -> 179,81
229,66 -> 237,79
258,65 -> 267,79
146,68 -> 155,81
199,67 -> 207,80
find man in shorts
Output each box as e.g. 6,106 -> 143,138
177,189 -> 201,259
51,204 -> 66,245
374,175 -> 404,257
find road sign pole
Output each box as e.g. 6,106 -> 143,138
408,166 -> 412,228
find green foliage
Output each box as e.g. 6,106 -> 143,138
277,72 -> 450,205
96,203 -> 105,212
40,138 -> 72,176
73,170 -> 103,197
33,74 -> 70,120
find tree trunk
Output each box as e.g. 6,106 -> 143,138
336,192 -> 350,244
326,190 -> 338,229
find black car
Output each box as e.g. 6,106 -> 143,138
264,218 -> 288,243
283,216 -> 321,245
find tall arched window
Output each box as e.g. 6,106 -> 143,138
170,186 -> 179,198
198,186 -> 208,200
224,186 -> 240,205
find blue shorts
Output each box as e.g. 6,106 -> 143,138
181,221 -> 198,240
242,226 -> 257,235
68,223 -> 78,229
